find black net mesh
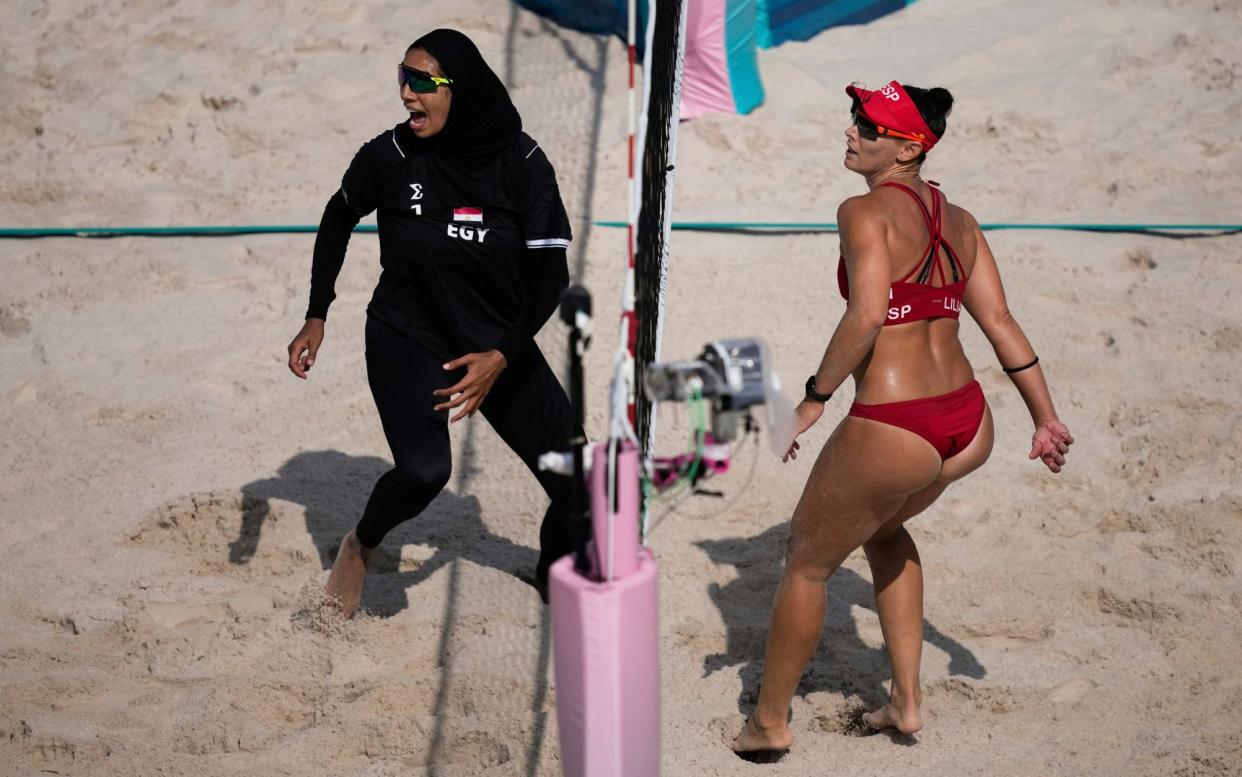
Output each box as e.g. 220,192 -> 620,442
633,0 -> 685,461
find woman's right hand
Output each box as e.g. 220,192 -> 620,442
1029,419 -> 1074,473
782,399 -> 825,463
287,318 -> 325,379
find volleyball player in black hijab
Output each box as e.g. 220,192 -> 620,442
286,29 -> 575,613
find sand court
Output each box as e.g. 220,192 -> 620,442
2,1 -> 1241,775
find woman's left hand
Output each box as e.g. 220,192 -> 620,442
433,350 -> 508,422
1029,419 -> 1074,473
783,399 -> 825,463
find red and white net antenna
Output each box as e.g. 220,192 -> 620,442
624,0 -> 640,426
609,0 -> 641,444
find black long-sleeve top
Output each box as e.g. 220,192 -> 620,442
307,122 -> 572,363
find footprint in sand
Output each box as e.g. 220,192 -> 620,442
1088,587 -> 1180,623
928,677 -> 1029,716
955,616 -> 1053,649
813,698 -> 873,737
0,302 -> 32,336
172,681 -> 317,755
11,727 -> 112,772
399,730 -> 513,769
1047,676 -> 1096,706
1124,248 -> 1157,270
1211,325 -> 1242,352
128,490 -> 317,578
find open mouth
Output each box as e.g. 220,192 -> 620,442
408,110 -> 428,130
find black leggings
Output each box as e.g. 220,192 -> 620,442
355,324 -> 575,584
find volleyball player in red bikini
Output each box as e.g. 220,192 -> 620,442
733,81 -> 1074,761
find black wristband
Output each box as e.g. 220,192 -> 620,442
805,375 -> 833,403
1003,356 -> 1039,374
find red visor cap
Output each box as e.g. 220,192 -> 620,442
845,81 -> 939,152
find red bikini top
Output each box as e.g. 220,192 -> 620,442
837,182 -> 968,326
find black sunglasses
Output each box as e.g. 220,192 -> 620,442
852,110 -> 881,141
852,108 -> 927,144
397,64 -> 452,94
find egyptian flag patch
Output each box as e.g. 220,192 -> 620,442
452,207 -> 483,223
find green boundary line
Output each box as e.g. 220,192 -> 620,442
0,225 -> 375,238
592,221 -> 1242,234
0,222 -> 1240,238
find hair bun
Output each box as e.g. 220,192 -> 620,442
929,87 -> 955,117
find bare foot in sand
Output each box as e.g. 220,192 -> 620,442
863,690 -> 924,735
323,530 -> 372,618
731,715 -> 793,763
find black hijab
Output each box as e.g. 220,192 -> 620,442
408,29 -> 522,167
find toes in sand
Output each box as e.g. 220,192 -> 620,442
862,701 -> 924,736
731,716 -> 793,763
322,530 -> 371,618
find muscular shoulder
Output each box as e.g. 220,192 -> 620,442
944,198 -> 979,232
938,196 -> 981,266
837,194 -> 888,237
944,194 -> 979,234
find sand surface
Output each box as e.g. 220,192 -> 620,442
2,1 -> 1240,775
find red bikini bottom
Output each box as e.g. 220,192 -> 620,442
848,380 -> 985,460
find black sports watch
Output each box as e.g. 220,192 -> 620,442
805,375 -> 833,403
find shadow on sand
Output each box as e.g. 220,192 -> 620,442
697,521 -> 986,722
227,448 -> 541,617
227,426 -> 553,775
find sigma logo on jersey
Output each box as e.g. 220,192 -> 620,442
452,207 -> 483,223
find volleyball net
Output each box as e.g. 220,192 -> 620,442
631,0 -> 686,466
611,0 -> 688,499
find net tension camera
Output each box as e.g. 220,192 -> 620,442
541,285 -> 791,498
643,338 -> 772,443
